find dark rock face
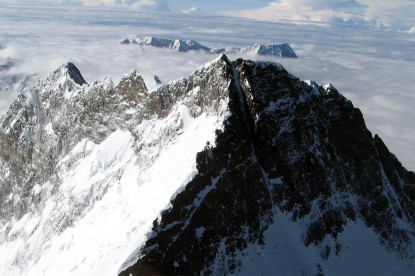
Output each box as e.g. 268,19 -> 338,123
65,62 -> 87,85
120,57 -> 415,275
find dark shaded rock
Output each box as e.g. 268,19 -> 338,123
153,75 -> 162,85
64,62 -> 87,85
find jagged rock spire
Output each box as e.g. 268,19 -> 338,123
116,70 -> 148,102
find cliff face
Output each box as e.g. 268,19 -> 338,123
120,56 -> 415,275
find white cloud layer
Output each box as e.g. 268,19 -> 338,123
182,6 -> 201,14
229,0 -> 414,30
82,0 -> 171,11
8,0 -> 171,11
359,0 -> 415,30
0,1 -> 414,172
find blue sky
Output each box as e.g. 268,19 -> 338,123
169,0 -> 273,12
61,0 -> 273,11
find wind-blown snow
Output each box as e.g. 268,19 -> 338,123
0,105 -> 223,275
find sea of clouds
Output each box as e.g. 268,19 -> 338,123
0,1 -> 414,170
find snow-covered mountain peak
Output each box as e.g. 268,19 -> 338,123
323,82 -> 337,93
1,56 -> 414,275
194,53 -> 231,73
30,61 -> 88,105
121,69 -> 142,79
240,43 -> 298,57
50,62 -> 87,87
172,38 -> 210,52
121,36 -> 211,53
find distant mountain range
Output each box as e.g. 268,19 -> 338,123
121,36 -> 298,58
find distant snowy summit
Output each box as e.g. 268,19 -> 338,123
121,36 -> 297,58
121,37 -> 211,52
212,43 -> 297,58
